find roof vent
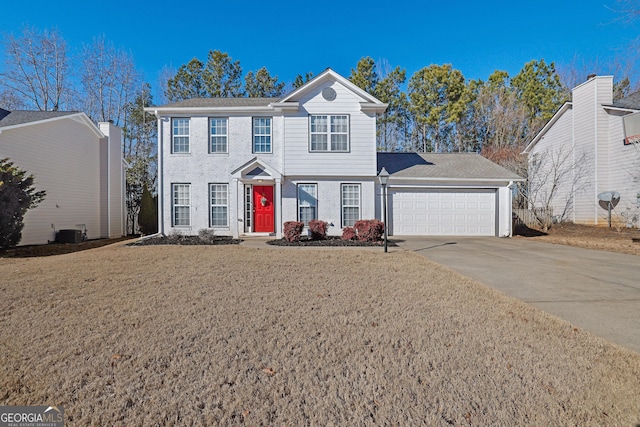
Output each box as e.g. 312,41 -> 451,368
322,87 -> 336,101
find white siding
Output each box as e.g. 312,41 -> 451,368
283,81 -> 377,177
281,177 -> 375,236
0,118 -> 108,245
571,78 -> 599,224
99,122 -> 125,237
529,108 -> 577,221
608,111 -> 640,223
528,75 -> 640,228
160,114 -> 285,236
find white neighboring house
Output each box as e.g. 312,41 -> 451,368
524,75 -> 640,226
149,68 -> 521,238
0,109 -> 126,245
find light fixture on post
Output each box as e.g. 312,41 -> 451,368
378,167 -> 390,253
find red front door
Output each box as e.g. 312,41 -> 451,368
253,186 -> 274,233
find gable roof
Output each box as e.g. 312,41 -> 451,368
274,68 -> 388,114
522,102 -> 573,154
610,91 -> 640,110
148,68 -> 388,115
156,97 -> 278,109
377,152 -> 523,182
0,109 -> 103,138
0,109 -> 78,128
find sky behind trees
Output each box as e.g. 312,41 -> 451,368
1,0 -> 638,93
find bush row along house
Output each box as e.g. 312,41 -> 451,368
148,68 -> 522,239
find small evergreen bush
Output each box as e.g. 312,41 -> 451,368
0,158 -> 46,248
138,183 -> 158,235
308,220 -> 328,240
283,221 -> 304,242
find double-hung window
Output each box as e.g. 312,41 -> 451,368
341,184 -> 360,227
172,118 -> 190,153
309,115 -> 349,152
210,118 -> 228,153
253,117 -> 272,153
297,184 -> 317,226
172,183 -> 190,226
209,184 -> 228,227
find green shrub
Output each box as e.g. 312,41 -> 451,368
0,158 -> 46,249
138,183 -> 157,235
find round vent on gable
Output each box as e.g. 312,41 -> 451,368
322,87 -> 336,101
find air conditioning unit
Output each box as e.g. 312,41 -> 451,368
57,229 -> 82,244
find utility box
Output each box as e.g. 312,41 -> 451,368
57,229 -> 82,244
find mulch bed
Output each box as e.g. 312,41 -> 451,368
0,236 -> 134,258
267,236 -> 394,247
127,235 -> 242,246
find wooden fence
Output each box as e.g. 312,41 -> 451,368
513,208 -> 554,228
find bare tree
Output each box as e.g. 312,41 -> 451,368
0,26 -> 72,111
80,36 -> 139,126
525,146 -> 588,230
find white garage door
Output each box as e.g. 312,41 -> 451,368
390,189 -> 496,236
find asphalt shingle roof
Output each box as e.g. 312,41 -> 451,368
377,152 -> 522,181
158,98 -> 280,108
611,91 -> 640,110
0,109 -> 78,128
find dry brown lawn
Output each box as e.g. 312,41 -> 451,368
1,242 -> 639,426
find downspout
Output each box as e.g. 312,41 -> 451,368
594,86 -> 598,225
156,113 -> 164,235
107,127 -> 112,238
507,181 -> 514,237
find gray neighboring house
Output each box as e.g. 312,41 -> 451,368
377,153 -> 523,237
524,76 -> 640,226
0,108 -> 126,245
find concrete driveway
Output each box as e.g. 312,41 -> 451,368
395,236 -> 640,354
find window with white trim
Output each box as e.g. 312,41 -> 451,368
253,117 -> 272,153
210,118 -> 228,153
172,183 -> 190,226
172,118 -> 190,153
209,184 -> 228,227
297,184 -> 317,226
341,184 -> 360,227
309,115 -> 349,152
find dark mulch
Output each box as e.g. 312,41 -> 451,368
267,236 -> 395,247
0,237 -> 135,258
127,235 -> 242,246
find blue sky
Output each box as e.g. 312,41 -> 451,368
1,0 -> 638,98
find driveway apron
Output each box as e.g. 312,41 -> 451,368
395,236 -> 640,354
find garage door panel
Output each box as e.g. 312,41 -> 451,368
391,189 -> 495,236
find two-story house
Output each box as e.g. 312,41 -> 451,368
0,109 -> 126,245
524,75 -> 640,226
150,68 -> 520,238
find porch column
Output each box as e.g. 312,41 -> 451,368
275,177 -> 282,238
232,178 -> 240,239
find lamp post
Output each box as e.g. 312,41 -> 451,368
378,167 -> 390,253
